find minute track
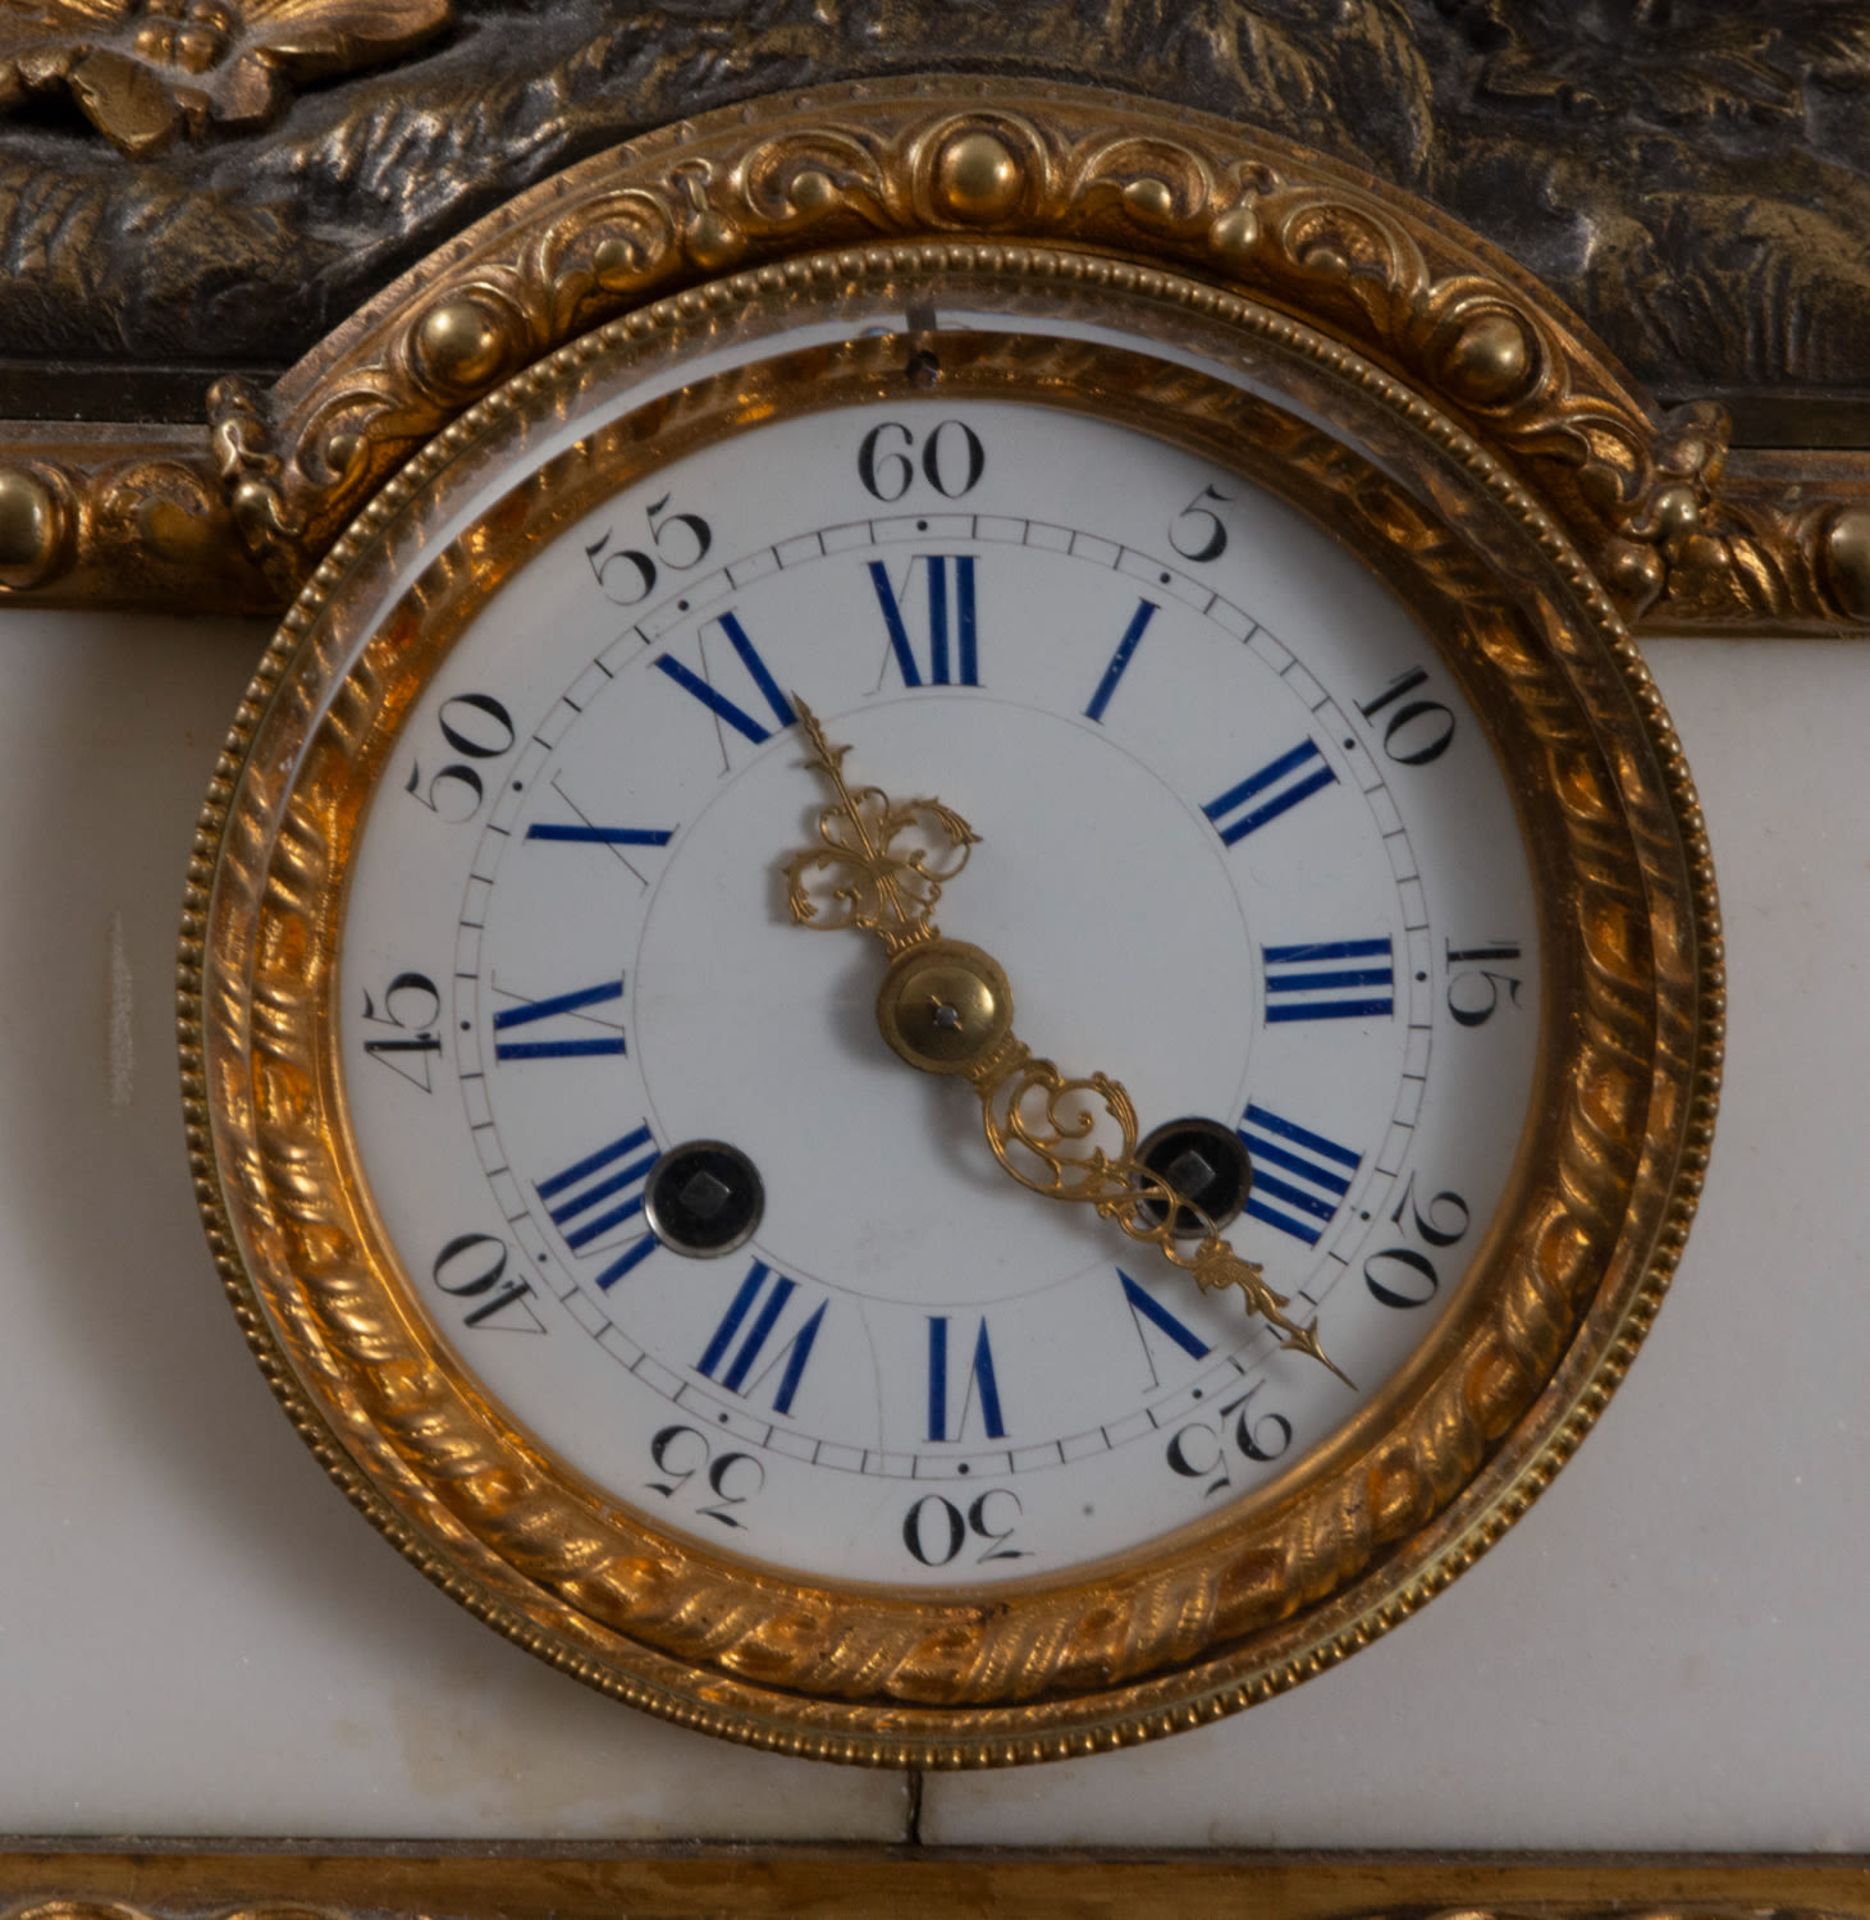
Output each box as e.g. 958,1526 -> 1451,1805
451,517 -> 1435,1481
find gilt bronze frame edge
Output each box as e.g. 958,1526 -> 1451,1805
2,75 -> 1869,637
0,1844 -> 1866,1918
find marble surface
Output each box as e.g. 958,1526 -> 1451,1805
0,614 -> 1862,1844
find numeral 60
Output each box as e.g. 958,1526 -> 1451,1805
857,419 -> 985,503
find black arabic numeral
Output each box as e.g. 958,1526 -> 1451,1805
404,690 -> 516,824
584,529 -> 657,605
644,1427 -> 765,1529
584,493 -> 715,606
360,969 -> 443,1092
646,1424 -> 709,1500
1365,1177 -> 1471,1310
1222,1383 -> 1293,1463
1167,1383 -> 1292,1497
646,492 -> 712,569
902,1492 -> 967,1566
430,1231 -> 543,1332
1165,1419 -> 1229,1497
921,418 -> 985,497
1168,482 -> 1232,563
1363,1246 -> 1439,1310
697,1451 -> 764,1530
1357,667 -> 1457,766
967,1488 -> 1030,1561
857,421 -> 914,502
1389,1173 -> 1472,1249
902,1486 -> 1029,1565
856,419 -> 985,502
1446,941 -> 1525,1028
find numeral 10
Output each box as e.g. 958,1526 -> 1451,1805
1357,667 -> 1455,766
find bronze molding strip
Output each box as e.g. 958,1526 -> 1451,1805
0,423 -> 275,614
1654,450 -> 1870,634
1,1846 -> 1867,1919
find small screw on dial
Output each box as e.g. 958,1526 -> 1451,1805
644,1140 -> 765,1257
1135,1116 -> 1254,1239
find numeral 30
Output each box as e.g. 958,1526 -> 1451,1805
902,1487 -> 1029,1566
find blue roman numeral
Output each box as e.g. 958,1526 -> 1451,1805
653,611 -> 796,744
536,1122 -> 659,1287
1084,598 -> 1157,723
526,824 -> 673,848
871,555 -> 980,687
1237,1103 -> 1362,1247
1118,1269 -> 1211,1388
1262,938 -> 1395,1022
696,1260 -> 826,1416
1204,739 -> 1339,846
493,978 -> 626,1060
926,1314 -> 1006,1442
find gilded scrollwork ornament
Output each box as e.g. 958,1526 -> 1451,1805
207,80 -> 1725,627
783,702 -> 977,954
0,0 -> 452,156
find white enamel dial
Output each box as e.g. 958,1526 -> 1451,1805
340,380 -> 1540,1587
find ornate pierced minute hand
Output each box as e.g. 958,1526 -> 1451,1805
781,700 -> 1351,1386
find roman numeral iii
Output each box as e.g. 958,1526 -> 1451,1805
1262,938 -> 1395,1022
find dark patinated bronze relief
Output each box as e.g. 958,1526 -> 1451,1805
1,1 -> 1866,624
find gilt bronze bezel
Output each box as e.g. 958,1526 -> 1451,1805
179,243 -> 1720,1766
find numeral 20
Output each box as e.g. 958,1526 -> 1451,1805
1362,1175 -> 1472,1311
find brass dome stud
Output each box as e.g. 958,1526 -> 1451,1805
876,940 -> 1015,1075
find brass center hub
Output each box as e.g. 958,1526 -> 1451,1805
875,939 -> 1016,1075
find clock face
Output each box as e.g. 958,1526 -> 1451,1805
187,248 -> 1714,1760
337,386 -> 1540,1586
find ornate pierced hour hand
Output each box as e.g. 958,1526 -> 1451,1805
783,699 -> 1351,1386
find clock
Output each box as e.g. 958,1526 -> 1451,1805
179,110 -> 1719,1766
